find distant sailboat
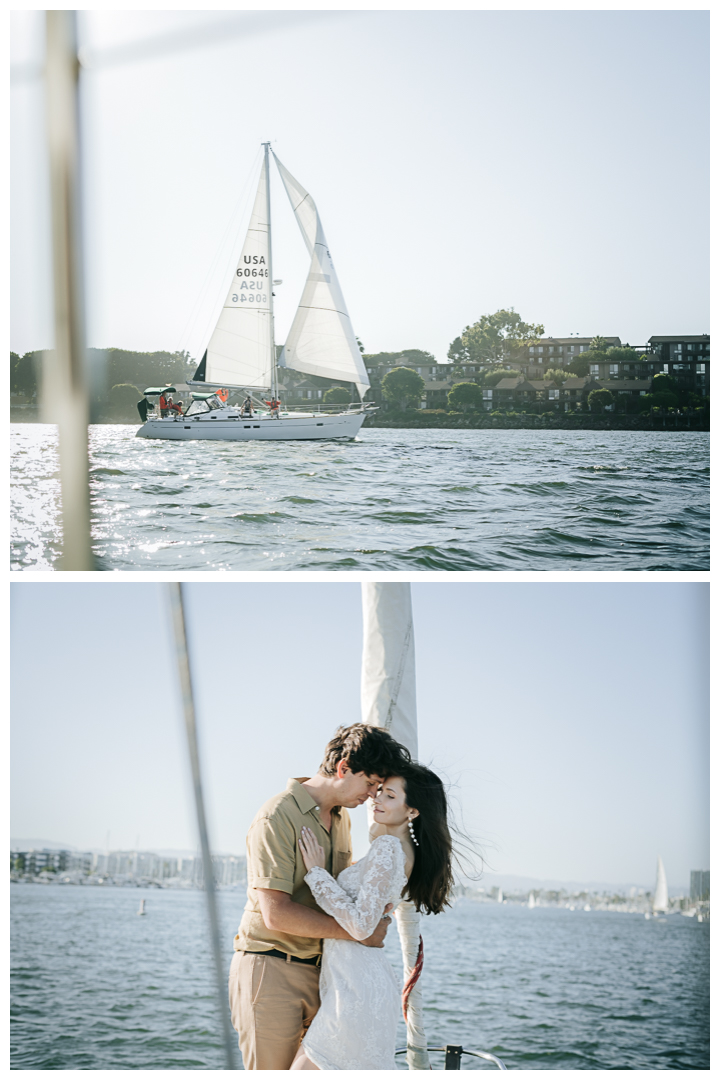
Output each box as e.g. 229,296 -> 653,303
137,899 -> 146,916
136,143 -> 375,442
653,856 -> 668,914
527,892 -> 535,909
497,888 -> 504,904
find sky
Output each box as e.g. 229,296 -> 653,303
10,582 -> 709,891
10,9 -> 709,366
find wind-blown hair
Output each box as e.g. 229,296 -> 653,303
319,724 -> 412,780
399,762 -> 454,915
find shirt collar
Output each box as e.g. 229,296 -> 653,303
287,778 -> 318,816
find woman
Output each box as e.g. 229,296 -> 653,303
291,763 -> 453,1071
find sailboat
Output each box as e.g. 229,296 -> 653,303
136,144 -> 375,441
652,856 -> 668,914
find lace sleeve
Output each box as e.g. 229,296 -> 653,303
305,835 -> 406,940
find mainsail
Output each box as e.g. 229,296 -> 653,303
273,154 -> 371,402
653,855 -> 668,913
193,158 -> 273,390
361,583 -> 430,1071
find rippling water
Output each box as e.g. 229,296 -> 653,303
10,884 -> 709,1069
10,425 -> 709,571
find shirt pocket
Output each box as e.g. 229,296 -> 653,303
333,849 -> 352,876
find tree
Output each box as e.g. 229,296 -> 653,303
447,336 -> 471,364
447,381 -> 484,412
364,349 -> 434,367
639,374 -> 679,412
587,388 -> 614,413
483,368 -> 521,387
543,368 -> 567,386
607,346 -> 644,364
381,367 -> 425,409
567,356 -> 590,377
640,390 -> 678,412
447,308 -> 544,367
588,335 -> 610,352
10,351 -> 40,396
323,386 -> 351,404
650,372 -> 678,394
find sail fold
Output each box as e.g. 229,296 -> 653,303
273,154 -> 370,401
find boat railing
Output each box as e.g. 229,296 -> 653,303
394,1045 -> 507,1070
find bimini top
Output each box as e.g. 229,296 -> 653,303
143,386 -> 177,395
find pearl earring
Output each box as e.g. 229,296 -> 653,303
408,818 -> 419,846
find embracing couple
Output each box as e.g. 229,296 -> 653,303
228,723 -> 454,1070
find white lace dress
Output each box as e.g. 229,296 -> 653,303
301,833 -> 407,1070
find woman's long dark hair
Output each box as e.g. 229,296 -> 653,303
398,762 -> 454,915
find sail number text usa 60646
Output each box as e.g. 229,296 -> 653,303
231,278 -> 267,303
231,292 -> 267,304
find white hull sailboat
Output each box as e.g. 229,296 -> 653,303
137,144 -> 374,442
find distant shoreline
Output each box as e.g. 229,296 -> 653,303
364,413 -> 709,432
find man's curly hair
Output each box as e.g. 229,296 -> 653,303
319,724 -> 411,779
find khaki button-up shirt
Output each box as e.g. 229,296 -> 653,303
234,778 -> 353,959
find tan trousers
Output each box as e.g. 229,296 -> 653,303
228,951 -> 321,1070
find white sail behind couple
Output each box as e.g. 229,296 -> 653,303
361,583 -> 430,1071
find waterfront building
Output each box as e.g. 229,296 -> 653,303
519,337 -> 622,378
690,870 -> 710,903
10,848 -> 68,875
11,848 -> 247,888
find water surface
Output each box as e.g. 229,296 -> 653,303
10,425 -> 709,571
10,885 -> 709,1069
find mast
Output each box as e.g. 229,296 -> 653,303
262,141 -> 277,400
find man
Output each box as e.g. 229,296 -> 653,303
228,723 -> 411,1070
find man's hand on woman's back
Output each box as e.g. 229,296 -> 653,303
359,903 -> 394,949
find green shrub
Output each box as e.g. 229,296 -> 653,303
323,386 -> 351,404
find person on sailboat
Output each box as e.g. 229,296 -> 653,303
228,724 -> 412,1071
170,397 -> 184,416
159,391 -> 170,417
240,395 -> 254,417
290,762 -> 454,1071
266,397 -> 281,418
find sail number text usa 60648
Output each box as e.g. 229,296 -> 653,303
236,266 -> 269,277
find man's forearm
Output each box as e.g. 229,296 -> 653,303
257,891 -> 354,941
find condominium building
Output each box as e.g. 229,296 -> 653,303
690,870 -> 710,903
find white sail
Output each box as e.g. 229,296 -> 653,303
200,158 -> 273,390
361,583 -> 417,757
361,583 -> 429,1071
273,154 -> 371,402
653,855 -> 668,913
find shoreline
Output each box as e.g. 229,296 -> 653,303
363,412 -> 709,432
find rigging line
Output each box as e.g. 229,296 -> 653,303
11,13 -> 351,81
167,583 -> 237,1071
176,148 -> 263,360
75,12 -> 349,72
